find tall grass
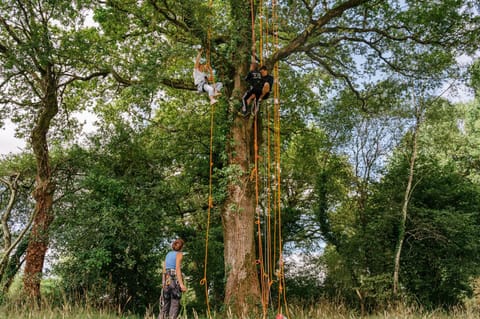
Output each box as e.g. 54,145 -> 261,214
0,306 -> 129,319
0,301 -> 479,319
1,285 -> 478,319
160,300 -> 480,319
0,293 -> 135,319
280,302 -> 480,319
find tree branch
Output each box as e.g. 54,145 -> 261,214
0,16 -> 24,47
305,51 -> 366,107
147,0 -> 189,32
267,0 -> 370,68
59,71 -> 110,87
159,78 -> 196,91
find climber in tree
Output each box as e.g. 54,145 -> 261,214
242,62 -> 273,117
193,48 -> 223,105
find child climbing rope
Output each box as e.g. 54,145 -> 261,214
194,48 -> 223,105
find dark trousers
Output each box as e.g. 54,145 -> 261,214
159,295 -> 181,319
242,88 -> 262,112
159,273 -> 182,319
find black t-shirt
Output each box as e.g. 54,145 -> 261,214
261,74 -> 274,99
245,70 -> 263,91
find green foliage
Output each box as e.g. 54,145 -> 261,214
470,60 -> 480,98
320,154 -> 480,310
51,124 -> 176,312
373,156 -> 480,309
279,95 -> 480,314
49,90 -> 230,314
366,99 -> 480,309
284,253 -> 325,305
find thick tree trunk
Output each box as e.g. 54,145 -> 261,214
223,114 -> 261,316
23,69 -> 58,301
220,1 -> 263,316
220,41 -> 262,313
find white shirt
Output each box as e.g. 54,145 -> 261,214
193,68 -> 207,85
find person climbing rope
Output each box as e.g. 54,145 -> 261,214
194,48 -> 222,105
241,57 -> 263,116
254,65 -> 274,115
158,239 -> 187,319
241,60 -> 273,117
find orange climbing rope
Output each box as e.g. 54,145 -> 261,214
258,0 -> 264,64
261,2 -> 274,316
201,99 -> 215,319
201,1 -> 215,319
251,1 -> 270,317
251,0 -> 289,318
255,0 -> 290,317
250,0 -> 256,57
271,0 -> 289,316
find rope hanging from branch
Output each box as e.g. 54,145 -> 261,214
201,1 -> 215,318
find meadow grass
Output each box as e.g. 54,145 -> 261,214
0,301 -> 478,319
1,279 -> 478,319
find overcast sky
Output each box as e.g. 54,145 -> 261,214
0,111 -> 99,156
0,120 -> 26,155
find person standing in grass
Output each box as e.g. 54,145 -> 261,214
159,239 -> 187,319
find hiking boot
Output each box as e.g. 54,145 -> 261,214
238,109 -> 249,117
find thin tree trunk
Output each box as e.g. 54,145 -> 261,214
393,103 -> 421,297
0,174 -> 35,293
1,175 -> 17,250
1,237 -> 29,294
0,174 -> 18,277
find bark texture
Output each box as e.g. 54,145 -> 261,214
223,113 -> 261,316
23,66 -> 58,301
220,1 -> 262,315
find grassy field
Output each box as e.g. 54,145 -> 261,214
0,302 -> 478,319
1,280 -> 479,319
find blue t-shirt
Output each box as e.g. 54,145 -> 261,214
165,251 -> 178,269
